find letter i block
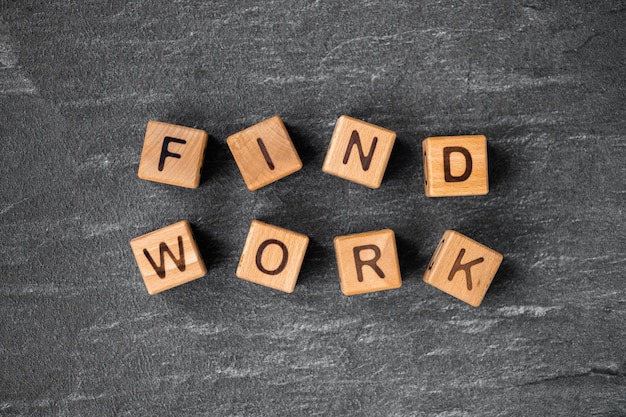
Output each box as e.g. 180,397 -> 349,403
334,229 -> 402,296
322,116 -> 396,189
138,120 -> 208,188
236,220 -> 309,293
130,221 -> 207,295
227,116 -> 303,191
423,230 -> 503,307
422,135 -> 489,197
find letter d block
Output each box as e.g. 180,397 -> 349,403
227,116 -> 303,191
236,220 -> 309,293
423,230 -> 503,307
130,221 -> 207,295
422,135 -> 488,197
322,116 -> 396,189
138,120 -> 208,188
334,230 -> 402,296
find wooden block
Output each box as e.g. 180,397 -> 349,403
423,230 -> 503,307
322,115 -> 396,189
138,120 -> 208,189
236,220 -> 309,293
422,135 -> 489,197
334,229 -> 402,296
227,116 -> 303,191
130,221 -> 207,295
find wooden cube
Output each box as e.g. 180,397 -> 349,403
334,229 -> 402,296
322,116 -> 396,189
423,230 -> 503,307
236,220 -> 309,293
138,120 -> 208,188
227,116 -> 303,191
130,221 -> 207,295
422,135 -> 489,197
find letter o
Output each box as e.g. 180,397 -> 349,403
255,239 -> 289,275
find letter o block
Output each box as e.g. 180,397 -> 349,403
130,221 -> 207,295
423,230 -> 503,307
334,229 -> 402,296
422,135 -> 488,197
236,220 -> 309,293
138,120 -> 208,188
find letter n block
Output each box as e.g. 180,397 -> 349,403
423,230 -> 503,307
422,135 -> 488,196
138,120 -> 208,188
227,116 -> 303,191
322,116 -> 396,189
130,221 -> 207,295
334,229 -> 402,296
236,220 -> 309,293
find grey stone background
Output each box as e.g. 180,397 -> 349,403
1,1 -> 625,416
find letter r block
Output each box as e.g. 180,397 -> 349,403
334,229 -> 402,296
130,221 -> 207,295
236,220 -> 309,293
138,120 -> 208,188
227,116 -> 303,191
422,135 -> 489,197
423,230 -> 503,307
323,116 -> 396,189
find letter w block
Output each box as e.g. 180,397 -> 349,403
130,221 -> 207,295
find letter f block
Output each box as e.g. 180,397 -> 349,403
422,135 -> 489,196
334,229 -> 402,296
138,120 -> 208,188
423,230 -> 502,307
130,221 -> 207,295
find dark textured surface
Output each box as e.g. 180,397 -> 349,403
1,1 -> 625,416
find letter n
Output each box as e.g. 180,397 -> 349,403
143,236 -> 186,278
343,130 -> 378,171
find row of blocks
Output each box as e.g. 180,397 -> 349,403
138,115 -> 489,195
131,220 -> 503,307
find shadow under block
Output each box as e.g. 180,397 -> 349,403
227,116 -> 303,191
422,135 -> 489,197
138,120 -> 208,188
236,220 -> 309,293
334,229 -> 402,296
423,230 -> 503,307
322,115 -> 396,189
130,221 -> 207,295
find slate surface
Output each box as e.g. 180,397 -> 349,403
1,1 -> 625,416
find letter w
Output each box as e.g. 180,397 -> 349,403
343,130 -> 378,171
143,236 -> 186,278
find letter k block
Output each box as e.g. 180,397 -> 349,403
423,230 -> 503,307
138,120 -> 209,188
334,229 -> 402,296
422,135 -> 489,197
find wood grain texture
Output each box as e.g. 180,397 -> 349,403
1,1 -> 625,416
